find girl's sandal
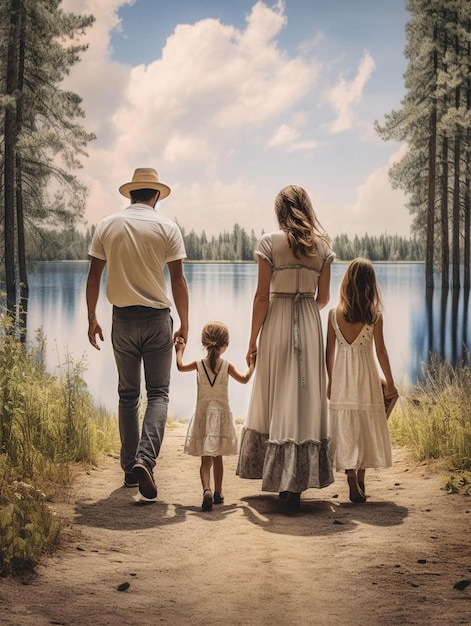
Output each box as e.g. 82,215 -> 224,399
213,492 -> 224,504
347,475 -> 366,504
202,488 -> 213,511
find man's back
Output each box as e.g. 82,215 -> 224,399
89,204 -> 185,308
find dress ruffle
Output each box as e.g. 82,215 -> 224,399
236,427 -> 269,478
236,427 -> 334,492
185,400 -> 238,457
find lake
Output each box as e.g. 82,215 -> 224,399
26,261 -> 471,420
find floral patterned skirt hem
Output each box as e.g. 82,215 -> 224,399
236,427 -> 269,478
236,427 -> 334,492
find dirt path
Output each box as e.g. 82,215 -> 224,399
1,424 -> 470,626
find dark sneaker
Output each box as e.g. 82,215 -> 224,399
132,459 -> 158,499
124,472 -> 138,488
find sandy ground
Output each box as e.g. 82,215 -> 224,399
1,424 -> 470,626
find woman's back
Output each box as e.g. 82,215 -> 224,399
260,231 -> 330,295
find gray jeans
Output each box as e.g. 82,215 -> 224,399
111,305 -> 173,474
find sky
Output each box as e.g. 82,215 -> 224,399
61,0 -> 411,239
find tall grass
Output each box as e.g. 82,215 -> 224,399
389,355 -> 471,471
0,323 -> 119,576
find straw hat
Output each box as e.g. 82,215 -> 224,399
119,168 -> 171,200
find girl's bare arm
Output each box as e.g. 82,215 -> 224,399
228,354 -> 255,384
373,315 -> 398,397
174,341 -> 197,373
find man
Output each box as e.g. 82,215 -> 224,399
86,168 -> 189,500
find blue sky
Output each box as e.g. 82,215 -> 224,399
63,0 -> 411,238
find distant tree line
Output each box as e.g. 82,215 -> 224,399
180,223 -> 259,261
26,226 -> 94,263
331,233 -> 423,261
30,224 -> 423,263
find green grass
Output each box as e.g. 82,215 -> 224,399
0,324 -> 119,576
389,355 -> 471,481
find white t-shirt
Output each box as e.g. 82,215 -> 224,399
88,204 -> 186,308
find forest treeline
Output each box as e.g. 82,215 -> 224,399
4,0 -> 467,334
29,224 -> 423,263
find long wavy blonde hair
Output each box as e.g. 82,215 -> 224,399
338,258 -> 382,324
274,185 -> 328,258
201,321 -> 229,374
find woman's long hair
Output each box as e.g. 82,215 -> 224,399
274,185 -> 328,258
201,321 -> 229,374
338,258 -> 382,324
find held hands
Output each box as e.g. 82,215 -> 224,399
173,327 -> 188,344
174,336 -> 186,354
246,342 -> 257,367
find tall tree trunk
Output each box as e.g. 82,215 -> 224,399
426,23 -> 438,289
426,108 -> 437,289
464,19 -> 471,289
440,136 -> 449,287
4,0 -> 21,319
439,28 -> 449,289
16,0 -> 28,339
465,174 -> 470,288
452,27 -> 461,289
452,133 -> 461,288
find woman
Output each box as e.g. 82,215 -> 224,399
236,185 -> 335,510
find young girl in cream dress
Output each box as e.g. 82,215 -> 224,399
175,322 -> 255,511
326,258 -> 398,503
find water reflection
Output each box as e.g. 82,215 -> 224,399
423,287 -> 470,367
25,262 -> 471,418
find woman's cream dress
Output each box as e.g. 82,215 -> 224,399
237,231 -> 335,492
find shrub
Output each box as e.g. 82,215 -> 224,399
389,355 -> 471,470
0,476 -> 60,576
0,323 -> 119,575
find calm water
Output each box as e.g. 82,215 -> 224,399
26,261 -> 471,419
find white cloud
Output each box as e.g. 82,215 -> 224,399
340,145 -> 410,236
60,0 -> 322,228
162,180 -> 278,238
326,51 -> 376,134
58,1 -> 410,238
267,123 -> 318,153
61,0 -> 132,138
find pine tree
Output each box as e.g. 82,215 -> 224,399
376,0 -> 471,289
0,0 -> 95,322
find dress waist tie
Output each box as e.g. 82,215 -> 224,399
271,291 -> 315,386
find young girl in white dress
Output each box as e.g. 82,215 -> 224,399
326,258 -> 398,503
175,322 -> 255,511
